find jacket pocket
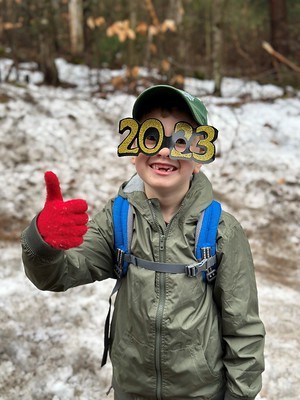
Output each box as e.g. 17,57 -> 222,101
111,332 -> 156,396
189,343 -> 222,380
162,343 -> 224,397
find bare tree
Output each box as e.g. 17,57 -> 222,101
165,0 -> 185,86
268,0 -> 289,56
38,0 -> 60,86
68,0 -> 84,55
127,0 -> 138,68
211,0 -> 228,96
144,0 -> 161,67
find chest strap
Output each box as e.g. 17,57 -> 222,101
115,250 -> 217,280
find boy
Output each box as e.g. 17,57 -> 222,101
21,85 -> 265,400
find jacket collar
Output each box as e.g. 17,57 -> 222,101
119,171 -> 214,220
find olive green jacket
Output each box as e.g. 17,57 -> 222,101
21,172 -> 265,400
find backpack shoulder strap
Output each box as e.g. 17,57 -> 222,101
194,200 -> 222,281
112,195 -> 133,278
102,195 -> 133,367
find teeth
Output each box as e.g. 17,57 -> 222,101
152,164 -> 174,172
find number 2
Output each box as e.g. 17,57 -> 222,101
117,118 -> 139,156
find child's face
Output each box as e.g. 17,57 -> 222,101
131,107 -> 202,198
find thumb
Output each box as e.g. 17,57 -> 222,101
44,171 -> 63,202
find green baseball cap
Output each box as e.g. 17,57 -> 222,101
132,85 -> 208,125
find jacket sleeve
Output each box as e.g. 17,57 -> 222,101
214,212 -> 265,400
21,200 -> 116,292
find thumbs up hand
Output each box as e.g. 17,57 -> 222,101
37,171 -> 89,250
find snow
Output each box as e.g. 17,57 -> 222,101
0,58 -> 299,400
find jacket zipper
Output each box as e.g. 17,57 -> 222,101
155,269 -> 165,400
148,200 -> 170,400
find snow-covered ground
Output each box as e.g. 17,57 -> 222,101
0,58 -> 299,399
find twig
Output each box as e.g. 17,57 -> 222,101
262,41 -> 300,73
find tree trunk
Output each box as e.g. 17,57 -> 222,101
175,0 -> 185,69
205,1 -> 212,75
167,0 -> 183,25
268,0 -> 289,56
38,1 -> 60,86
127,0 -> 138,68
39,31 -> 60,86
68,0 -> 84,55
144,0 -> 162,69
211,0 -> 227,96
4,0 -> 19,74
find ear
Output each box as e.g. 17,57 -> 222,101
193,162 -> 202,174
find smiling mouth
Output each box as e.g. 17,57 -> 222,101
150,163 -> 177,172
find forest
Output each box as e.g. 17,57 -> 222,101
0,0 -> 299,95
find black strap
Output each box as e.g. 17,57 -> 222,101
101,279 -> 122,367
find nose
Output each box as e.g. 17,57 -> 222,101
158,145 -> 170,157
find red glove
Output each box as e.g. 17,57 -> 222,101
37,171 -> 88,250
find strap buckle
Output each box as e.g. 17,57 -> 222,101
114,249 -> 125,279
206,265 -> 217,282
201,247 -> 217,282
185,259 -> 206,277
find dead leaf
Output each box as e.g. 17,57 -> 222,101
95,17 -> 105,27
161,19 -> 176,33
2,22 -> 23,30
149,25 -> 159,36
277,178 -> 286,185
150,43 -> 157,54
170,74 -> 185,86
86,17 -> 95,30
161,59 -> 171,72
136,22 -> 148,35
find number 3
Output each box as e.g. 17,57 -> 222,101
192,126 -> 218,163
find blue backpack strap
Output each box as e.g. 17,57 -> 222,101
112,195 -> 133,278
102,195 -> 133,367
195,200 -> 222,282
